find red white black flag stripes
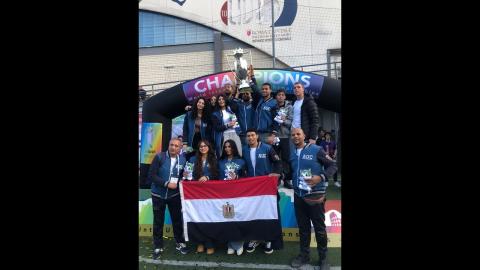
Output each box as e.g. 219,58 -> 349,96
179,176 -> 282,243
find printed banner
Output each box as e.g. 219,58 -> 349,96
253,69 -> 325,97
171,115 -> 185,138
182,71 -> 235,102
182,69 -> 325,101
139,123 -> 163,164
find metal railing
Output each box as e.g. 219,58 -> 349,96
139,79 -> 187,101
289,62 -> 342,79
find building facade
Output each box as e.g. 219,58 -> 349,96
139,0 -> 341,133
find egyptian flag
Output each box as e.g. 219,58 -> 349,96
179,176 -> 281,243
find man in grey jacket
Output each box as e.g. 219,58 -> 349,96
273,89 -> 294,188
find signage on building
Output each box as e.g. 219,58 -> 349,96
140,0 -> 341,66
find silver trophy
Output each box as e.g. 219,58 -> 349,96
183,162 -> 194,181
232,48 -> 253,94
298,168 -> 313,192
224,161 -> 240,180
274,107 -> 288,124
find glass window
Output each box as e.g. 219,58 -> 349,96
139,11 -> 214,47
174,18 -> 186,44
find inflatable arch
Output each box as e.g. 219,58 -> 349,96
140,68 -> 341,187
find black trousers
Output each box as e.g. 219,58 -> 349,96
293,193 -> 327,260
325,171 -> 338,183
279,138 -> 292,180
152,195 -> 185,249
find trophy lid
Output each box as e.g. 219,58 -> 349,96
233,48 -> 248,58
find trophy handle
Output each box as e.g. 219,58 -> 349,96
247,64 -> 254,80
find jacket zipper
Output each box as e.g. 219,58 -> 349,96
243,104 -> 247,132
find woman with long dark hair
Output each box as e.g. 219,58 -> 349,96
211,94 -> 242,158
186,139 -> 220,254
182,97 -> 212,158
218,140 -> 246,180
218,139 -> 247,255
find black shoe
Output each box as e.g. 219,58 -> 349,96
176,242 -> 189,255
246,241 -> 260,253
152,247 -> 164,260
318,259 -> 329,270
263,241 -> 273,254
291,254 -> 310,268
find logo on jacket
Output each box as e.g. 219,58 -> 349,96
223,202 -> 235,218
258,153 -> 267,158
302,154 -> 313,160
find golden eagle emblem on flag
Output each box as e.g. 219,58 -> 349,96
222,202 -> 235,218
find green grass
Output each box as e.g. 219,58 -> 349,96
325,183 -> 341,200
139,237 -> 340,269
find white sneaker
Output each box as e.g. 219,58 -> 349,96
334,182 -> 341,187
263,241 -> 273,254
227,247 -> 235,255
236,246 -> 244,256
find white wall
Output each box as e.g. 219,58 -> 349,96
139,41 -> 288,88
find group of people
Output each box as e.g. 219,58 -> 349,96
180,69 -> 338,187
147,67 -> 338,269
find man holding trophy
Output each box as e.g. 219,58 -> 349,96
231,50 -> 277,144
273,88 -> 294,188
289,128 -> 337,270
229,50 -> 256,146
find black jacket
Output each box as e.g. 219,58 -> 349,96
297,94 -> 320,141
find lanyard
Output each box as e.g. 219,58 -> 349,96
169,154 -> 180,178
